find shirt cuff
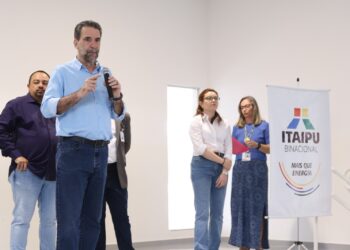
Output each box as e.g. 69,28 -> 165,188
224,150 -> 232,160
112,105 -> 126,121
41,97 -> 60,118
10,149 -> 21,160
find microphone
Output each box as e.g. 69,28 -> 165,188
103,68 -> 113,99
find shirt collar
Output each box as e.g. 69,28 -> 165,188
72,57 -> 101,74
25,93 -> 40,104
201,113 -> 210,122
201,113 -> 220,124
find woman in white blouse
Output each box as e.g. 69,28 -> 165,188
189,88 -> 232,250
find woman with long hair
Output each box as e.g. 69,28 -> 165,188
229,96 -> 270,250
189,88 -> 232,250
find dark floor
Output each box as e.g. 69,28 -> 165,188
107,238 -> 350,250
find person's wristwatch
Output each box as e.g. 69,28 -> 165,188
222,170 -> 229,176
112,92 -> 123,101
256,142 -> 261,150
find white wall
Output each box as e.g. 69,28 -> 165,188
0,0 -> 209,249
1,0 -> 350,249
209,0 -> 350,245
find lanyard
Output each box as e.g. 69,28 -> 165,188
244,125 -> 254,141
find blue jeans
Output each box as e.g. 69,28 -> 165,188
56,138 -> 108,250
9,169 -> 56,250
191,156 -> 227,250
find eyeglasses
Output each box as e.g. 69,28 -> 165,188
240,104 -> 253,110
204,96 -> 220,101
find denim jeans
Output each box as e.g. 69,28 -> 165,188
191,156 -> 227,250
96,163 -> 134,250
56,138 -> 108,250
9,169 -> 56,250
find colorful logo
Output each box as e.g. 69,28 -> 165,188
279,107 -> 320,196
287,108 -> 314,130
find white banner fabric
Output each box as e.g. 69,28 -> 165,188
267,85 -> 331,218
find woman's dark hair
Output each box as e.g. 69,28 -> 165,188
195,88 -> 222,124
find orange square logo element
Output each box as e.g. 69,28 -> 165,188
294,108 -> 301,117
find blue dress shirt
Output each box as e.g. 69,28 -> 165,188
233,121 -> 270,161
41,58 -> 124,141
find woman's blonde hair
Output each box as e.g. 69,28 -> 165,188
236,96 -> 262,128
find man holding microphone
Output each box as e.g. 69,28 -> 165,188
41,20 -> 125,250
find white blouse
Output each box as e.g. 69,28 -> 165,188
108,120 -> 117,164
189,114 -> 232,159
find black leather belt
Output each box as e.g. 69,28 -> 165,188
59,136 -> 109,147
214,152 -> 225,157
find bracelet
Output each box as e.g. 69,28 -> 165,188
112,92 -> 123,101
222,170 -> 229,176
256,143 -> 261,150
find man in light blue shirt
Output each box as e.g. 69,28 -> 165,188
41,20 -> 125,250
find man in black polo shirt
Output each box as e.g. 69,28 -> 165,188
0,70 -> 57,250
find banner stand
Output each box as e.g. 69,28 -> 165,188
267,85 -> 330,249
286,217 -> 319,250
287,217 -> 308,250
313,217 -> 319,250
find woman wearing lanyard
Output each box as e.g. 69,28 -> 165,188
189,88 -> 232,250
229,96 -> 270,250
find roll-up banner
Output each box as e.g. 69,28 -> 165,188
267,85 -> 331,218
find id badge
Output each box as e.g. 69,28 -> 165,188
120,131 -> 125,142
242,151 -> 251,161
